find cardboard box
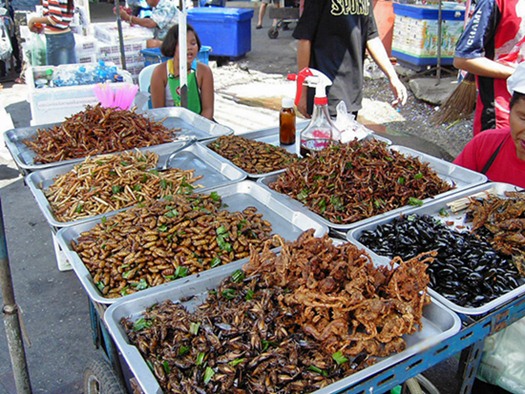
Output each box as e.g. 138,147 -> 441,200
392,3 -> 465,67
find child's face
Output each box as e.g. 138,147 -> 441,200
176,31 -> 199,65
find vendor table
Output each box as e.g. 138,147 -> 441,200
87,248 -> 525,394
6,118 -> 523,393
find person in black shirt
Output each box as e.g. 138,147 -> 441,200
292,0 -> 407,118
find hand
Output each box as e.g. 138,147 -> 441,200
297,91 -> 311,119
28,18 -> 44,33
389,76 -> 408,108
115,5 -> 132,19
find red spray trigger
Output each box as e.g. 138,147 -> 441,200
294,68 -> 314,106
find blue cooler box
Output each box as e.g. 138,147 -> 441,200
187,8 -> 254,58
392,3 -> 465,67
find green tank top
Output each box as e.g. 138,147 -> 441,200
166,59 -> 202,115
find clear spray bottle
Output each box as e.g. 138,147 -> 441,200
294,67 -> 340,157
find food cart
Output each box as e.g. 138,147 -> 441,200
3,107 -> 524,394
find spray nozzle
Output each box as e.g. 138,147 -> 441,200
294,67 -> 332,107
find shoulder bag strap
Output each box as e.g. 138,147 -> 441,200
481,135 -> 508,174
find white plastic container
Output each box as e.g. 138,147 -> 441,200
26,63 -> 134,126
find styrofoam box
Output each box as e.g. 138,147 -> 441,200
392,3 -> 465,66
93,22 -> 153,44
78,53 -> 97,64
125,61 -> 146,75
97,40 -> 147,56
75,34 -> 97,54
100,51 -> 144,66
26,63 -> 134,126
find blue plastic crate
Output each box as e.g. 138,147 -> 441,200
187,8 -> 254,58
141,46 -> 212,67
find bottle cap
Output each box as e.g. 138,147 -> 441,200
282,97 -> 294,108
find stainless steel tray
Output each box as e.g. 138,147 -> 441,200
4,107 -> 233,173
347,182 -> 524,316
55,180 -> 328,304
25,141 -> 247,228
202,123 -> 392,179
104,257 -> 461,394
143,107 -> 233,140
257,144 -> 487,231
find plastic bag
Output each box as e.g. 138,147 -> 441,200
29,32 -> 46,66
477,317 -> 525,393
0,14 -> 12,61
333,101 -> 372,143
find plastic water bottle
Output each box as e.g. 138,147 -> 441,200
31,33 -> 47,66
95,60 -> 108,83
107,66 -> 118,82
75,65 -> 94,85
45,69 -> 54,87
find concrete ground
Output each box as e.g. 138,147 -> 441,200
0,1 -> 468,393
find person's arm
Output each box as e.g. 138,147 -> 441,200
453,0 -> 514,77
28,0 -> 64,32
117,6 -> 158,29
197,63 -> 214,120
454,57 -> 516,79
296,38 -> 312,118
366,37 -> 407,106
28,16 -> 49,32
150,63 -> 167,108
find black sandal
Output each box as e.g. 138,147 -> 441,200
255,24 -> 262,29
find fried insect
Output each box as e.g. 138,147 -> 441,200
45,150 -> 202,222
121,230 -> 432,393
466,192 -> 525,274
269,139 -> 454,224
208,134 -> 299,174
72,194 -> 275,298
24,105 -> 177,163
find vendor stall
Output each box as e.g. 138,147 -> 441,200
3,103 -> 525,393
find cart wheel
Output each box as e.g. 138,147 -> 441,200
268,27 -> 279,39
83,358 -> 126,394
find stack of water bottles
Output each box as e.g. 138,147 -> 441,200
39,60 -> 124,88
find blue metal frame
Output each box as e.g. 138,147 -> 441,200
86,291 -> 525,394
88,299 -> 127,389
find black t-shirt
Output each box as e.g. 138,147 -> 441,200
292,0 -> 378,115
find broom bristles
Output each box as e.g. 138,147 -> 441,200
432,73 -> 477,125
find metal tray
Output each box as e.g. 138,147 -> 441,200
4,107 -> 233,174
202,123 -> 393,179
347,182 -> 525,315
55,180 -> 328,304
25,141 -> 247,228
257,144 -> 487,231
104,257 -> 461,394
142,107 -> 233,140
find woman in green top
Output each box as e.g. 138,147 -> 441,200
150,24 -> 215,120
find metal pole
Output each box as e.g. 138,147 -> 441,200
0,197 -> 32,394
115,0 -> 127,70
436,0 -> 442,83
179,1 -> 188,108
